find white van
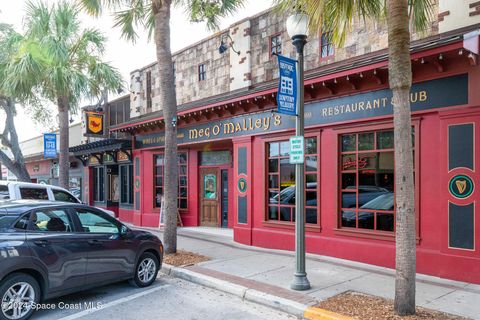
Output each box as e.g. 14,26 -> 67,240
0,180 -> 115,216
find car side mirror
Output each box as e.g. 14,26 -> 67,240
119,225 -> 129,237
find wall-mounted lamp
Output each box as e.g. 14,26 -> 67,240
219,34 -> 240,55
172,115 -> 177,127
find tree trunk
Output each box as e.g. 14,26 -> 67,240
57,97 -> 70,189
387,0 -> 417,316
0,98 -> 31,182
153,0 -> 178,254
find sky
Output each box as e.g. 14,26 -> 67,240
0,0 -> 273,141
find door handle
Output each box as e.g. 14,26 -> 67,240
88,239 -> 101,245
33,240 -> 49,247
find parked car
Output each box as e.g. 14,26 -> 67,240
0,200 -> 163,320
0,181 -> 115,217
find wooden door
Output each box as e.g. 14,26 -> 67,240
200,168 -> 220,227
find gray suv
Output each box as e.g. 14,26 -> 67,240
0,200 -> 163,320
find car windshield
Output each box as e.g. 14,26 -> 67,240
360,193 -> 395,211
0,215 -> 16,231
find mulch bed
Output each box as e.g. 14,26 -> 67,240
164,250 -> 210,267
316,292 -> 469,320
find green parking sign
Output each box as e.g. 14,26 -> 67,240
289,136 -> 304,164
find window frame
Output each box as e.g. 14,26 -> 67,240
92,166 -> 105,203
334,120 -> 421,241
70,207 -> 122,234
263,132 -> 321,231
146,70 -> 152,113
198,63 -> 206,81
120,164 -> 134,206
153,151 -> 189,210
269,33 -> 282,57
19,187 -> 49,200
52,189 -> 80,203
319,30 -> 335,61
27,208 -> 74,233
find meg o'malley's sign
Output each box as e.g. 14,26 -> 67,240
135,74 -> 469,149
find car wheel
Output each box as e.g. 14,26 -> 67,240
129,252 -> 159,288
0,273 -> 40,320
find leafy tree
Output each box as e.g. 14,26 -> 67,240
276,0 -> 434,315
2,1 -> 123,189
0,24 -> 32,182
78,0 -> 245,254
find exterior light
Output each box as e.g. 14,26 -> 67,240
172,115 -> 177,127
219,34 -> 240,55
286,13 -> 309,39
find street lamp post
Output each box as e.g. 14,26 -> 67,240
286,13 -> 311,291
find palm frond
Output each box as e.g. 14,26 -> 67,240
183,0 -> 245,31
77,0 -> 125,17
409,0 -> 435,33
113,4 -> 147,42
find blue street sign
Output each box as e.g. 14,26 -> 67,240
276,55 -> 297,116
44,133 -> 57,158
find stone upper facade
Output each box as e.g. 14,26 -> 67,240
129,0 -> 478,118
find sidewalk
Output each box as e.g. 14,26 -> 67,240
137,226 -> 479,319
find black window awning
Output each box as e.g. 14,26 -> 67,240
69,139 -> 132,165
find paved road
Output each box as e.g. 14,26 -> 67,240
31,274 -> 296,320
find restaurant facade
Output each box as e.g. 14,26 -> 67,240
109,3 -> 480,284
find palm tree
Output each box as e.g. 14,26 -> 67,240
276,0 -> 434,316
2,1 -> 123,189
78,0 -> 245,254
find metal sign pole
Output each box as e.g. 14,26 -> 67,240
290,34 -> 310,291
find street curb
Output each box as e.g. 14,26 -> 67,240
303,307 -> 354,320
161,264 -> 309,318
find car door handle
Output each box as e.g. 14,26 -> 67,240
88,239 -> 101,245
33,240 -> 49,247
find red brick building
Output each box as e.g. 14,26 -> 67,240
94,5 -> 480,284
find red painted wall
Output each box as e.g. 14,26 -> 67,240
236,64 -> 480,284
125,47 -> 480,284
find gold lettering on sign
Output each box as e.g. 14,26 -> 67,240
321,90 -> 429,118
188,114 -> 283,142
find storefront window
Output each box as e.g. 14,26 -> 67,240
339,129 -> 415,232
267,137 -> 319,224
120,164 -> 134,205
154,152 -> 188,209
93,167 -> 104,202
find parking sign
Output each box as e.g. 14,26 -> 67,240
289,136 -> 304,164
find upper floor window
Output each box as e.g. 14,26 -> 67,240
146,70 -> 152,112
198,64 -> 206,81
320,31 -> 334,59
109,99 -> 130,126
270,34 -> 282,56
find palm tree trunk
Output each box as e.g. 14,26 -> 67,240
57,96 -> 70,189
387,0 -> 416,316
153,0 -> 178,254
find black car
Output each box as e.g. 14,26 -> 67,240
0,200 -> 163,320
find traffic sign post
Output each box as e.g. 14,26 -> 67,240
289,136 -> 304,164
